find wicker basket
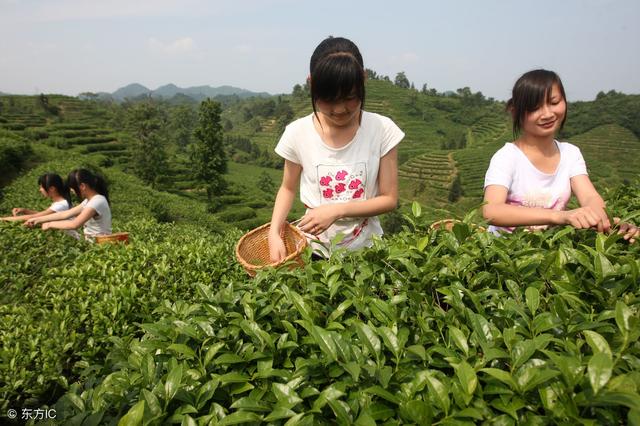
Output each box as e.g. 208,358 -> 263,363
95,232 -> 130,245
430,219 -> 486,232
235,222 -> 307,277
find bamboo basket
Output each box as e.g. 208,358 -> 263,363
95,232 -> 130,245
235,222 -> 307,277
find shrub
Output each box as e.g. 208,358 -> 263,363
217,206 -> 256,223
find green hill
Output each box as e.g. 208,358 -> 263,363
2,86 -> 640,223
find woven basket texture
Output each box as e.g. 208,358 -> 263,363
236,222 -> 307,277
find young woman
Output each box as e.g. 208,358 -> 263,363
483,69 -> 638,243
25,168 -> 112,239
1,173 -> 71,222
268,36 -> 405,261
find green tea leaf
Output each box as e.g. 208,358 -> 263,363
117,400 -> 144,426
272,382 -> 303,408
400,400 -> 433,424
449,326 -> 469,357
164,363 -> 183,402
411,201 -> 422,218
480,368 -> 516,390
583,330 -> 613,359
311,326 -> 338,363
264,406 -> 297,422
218,411 -> 262,425
167,343 -> 195,360
355,322 -> 381,361
378,326 -> 401,359
588,352 -> 613,394
454,361 -> 477,396
142,389 -> 162,418
615,301 -> 632,333
525,287 -> 540,315
424,372 -> 450,415
364,385 -> 400,404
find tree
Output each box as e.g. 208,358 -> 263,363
192,98 -> 227,202
394,72 -> 411,89
257,171 -> 275,193
448,175 -> 463,202
127,101 -> 168,188
171,105 -> 197,151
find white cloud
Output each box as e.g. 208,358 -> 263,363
148,37 -> 196,54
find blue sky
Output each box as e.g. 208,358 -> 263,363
1,0 -> 638,100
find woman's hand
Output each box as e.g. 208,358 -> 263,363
24,217 -> 41,228
12,208 -> 25,216
268,230 -> 288,263
41,222 -> 54,231
558,205 -> 610,232
614,218 -> 639,244
298,205 -> 342,236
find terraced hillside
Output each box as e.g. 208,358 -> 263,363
0,94 -> 129,165
398,151 -> 454,205
570,124 -> 640,190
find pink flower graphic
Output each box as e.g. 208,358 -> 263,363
319,176 -> 332,186
335,170 -> 348,181
323,188 -> 334,199
348,178 -> 362,190
335,183 -> 346,193
352,188 -> 364,199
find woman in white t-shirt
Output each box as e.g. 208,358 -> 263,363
26,169 -> 112,239
268,36 -> 405,260
483,69 -> 638,243
1,173 -> 72,222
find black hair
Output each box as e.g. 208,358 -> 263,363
309,36 -> 366,119
38,173 -> 72,208
507,69 -> 567,137
67,168 -> 110,205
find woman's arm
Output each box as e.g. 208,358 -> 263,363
25,204 -> 84,226
41,207 -> 95,231
13,208 -> 39,216
482,185 -> 565,227
268,160 -> 302,262
1,208 -> 56,222
297,147 -> 399,234
483,181 -> 609,230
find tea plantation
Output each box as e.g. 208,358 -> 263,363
2,166 -> 640,424
1,90 -> 640,424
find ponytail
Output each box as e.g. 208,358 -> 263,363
67,168 -> 110,205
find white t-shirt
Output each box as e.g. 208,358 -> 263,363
49,199 -> 70,212
275,111 -> 404,256
484,141 -> 588,233
81,194 -> 112,237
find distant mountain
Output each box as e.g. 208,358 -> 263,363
103,83 -> 270,102
112,83 -> 152,101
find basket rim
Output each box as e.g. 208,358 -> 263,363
95,232 -> 129,240
430,218 -> 486,231
235,222 -> 307,273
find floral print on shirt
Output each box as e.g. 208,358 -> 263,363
317,163 -> 367,203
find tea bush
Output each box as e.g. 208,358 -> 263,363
0,219 -> 244,410
2,149 -> 640,423
47,183 -> 640,425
